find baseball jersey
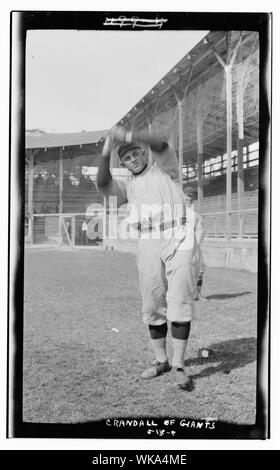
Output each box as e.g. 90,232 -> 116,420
98,143 -> 187,228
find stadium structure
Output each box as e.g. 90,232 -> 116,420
25,30 -> 259,271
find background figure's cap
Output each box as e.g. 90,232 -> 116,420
184,187 -> 197,198
117,142 -> 141,159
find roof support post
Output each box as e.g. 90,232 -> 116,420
225,65 -> 233,241
28,151 -> 34,244
196,108 -> 203,215
173,93 -> 184,187
177,100 -> 184,186
171,105 -> 179,148
237,138 -> 244,238
236,73 -> 245,239
58,147 -> 63,245
208,32 -> 243,241
143,99 -> 159,134
168,68 -> 193,188
235,34 -> 258,238
131,109 -> 144,133
59,147 -> 63,213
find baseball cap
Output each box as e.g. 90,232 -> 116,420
117,142 -> 141,159
184,187 -> 196,198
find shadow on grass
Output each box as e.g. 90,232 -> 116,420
185,337 -> 257,379
205,291 -> 252,300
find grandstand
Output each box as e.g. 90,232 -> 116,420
25,130 -> 106,245
25,30 -> 259,271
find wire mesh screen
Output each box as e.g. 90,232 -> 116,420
32,212 -> 105,246
153,103 -> 179,147
134,31 -> 259,240
25,152 -> 103,216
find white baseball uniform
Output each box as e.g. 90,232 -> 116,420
97,143 -> 197,325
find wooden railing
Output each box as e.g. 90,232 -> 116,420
202,208 -> 258,239
26,207 -> 258,246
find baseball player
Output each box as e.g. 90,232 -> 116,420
97,126 -> 198,390
81,219 -> 88,245
184,188 -> 206,301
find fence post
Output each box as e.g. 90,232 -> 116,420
215,215 -> 217,238
102,196 -> 107,248
225,65 -> 233,242
239,212 -> 244,239
58,215 -> 63,245
71,215 -> 76,247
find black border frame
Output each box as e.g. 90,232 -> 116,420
8,10 -> 271,439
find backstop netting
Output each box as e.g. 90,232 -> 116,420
138,31 -> 259,240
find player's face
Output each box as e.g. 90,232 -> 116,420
120,148 -> 148,175
185,195 -> 194,206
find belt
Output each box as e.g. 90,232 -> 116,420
136,218 -> 187,233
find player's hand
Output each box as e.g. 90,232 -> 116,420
110,126 -> 127,143
102,126 -> 129,156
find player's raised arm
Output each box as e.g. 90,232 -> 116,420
96,135 -> 113,188
111,126 -> 168,153
126,128 -> 168,153
96,133 -> 128,207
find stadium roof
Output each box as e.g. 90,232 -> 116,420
26,129 -> 106,150
116,31 -> 257,124
115,30 -> 259,164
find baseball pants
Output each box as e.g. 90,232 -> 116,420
137,234 -> 197,326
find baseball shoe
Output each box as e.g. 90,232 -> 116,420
194,295 -> 208,301
141,360 -> 171,379
173,366 -> 194,391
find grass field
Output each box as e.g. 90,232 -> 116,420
23,248 -> 257,425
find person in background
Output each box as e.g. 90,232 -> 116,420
184,187 -> 207,301
81,218 -> 88,245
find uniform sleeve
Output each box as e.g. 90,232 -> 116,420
96,178 -> 128,208
152,141 -> 179,181
195,213 -> 204,245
